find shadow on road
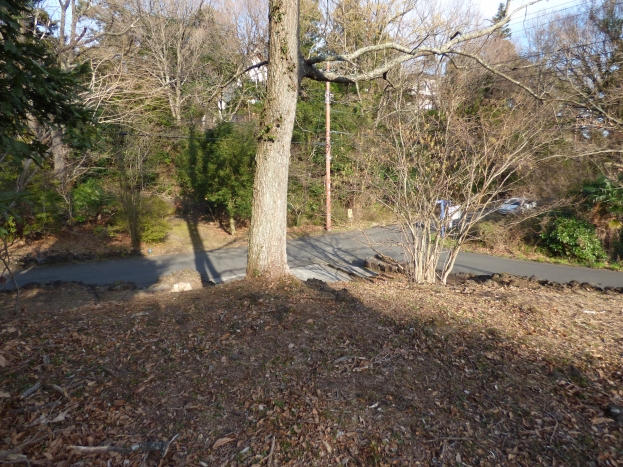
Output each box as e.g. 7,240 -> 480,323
183,212 -> 219,285
287,227 -> 404,270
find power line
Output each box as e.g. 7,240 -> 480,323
504,0 -> 586,28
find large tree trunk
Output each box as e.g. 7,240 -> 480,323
246,0 -> 300,279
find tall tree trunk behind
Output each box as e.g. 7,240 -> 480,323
246,0 -> 299,278
51,129 -> 67,179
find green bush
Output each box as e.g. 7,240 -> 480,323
138,197 -> 172,244
541,217 -> 608,263
177,124 -> 256,223
20,184 -> 64,237
72,179 -> 110,223
111,196 -> 172,244
140,217 -> 170,243
93,225 -> 109,237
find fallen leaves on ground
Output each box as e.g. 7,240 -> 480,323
0,274 -> 622,466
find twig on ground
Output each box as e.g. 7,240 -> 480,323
101,366 -> 119,378
71,438 -> 172,458
346,446 -> 364,466
440,439 -> 447,467
261,435 -> 275,466
422,437 -> 472,443
20,382 -> 41,400
157,433 -> 179,467
8,402 -> 57,414
549,418 -> 559,444
43,383 -> 69,399
139,451 -> 149,467
1,431 -> 58,466
0,452 -> 31,465
12,432 -> 53,452
69,445 -> 133,455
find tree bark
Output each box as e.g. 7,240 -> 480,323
246,0 -> 300,279
229,216 -> 236,235
51,128 -> 67,179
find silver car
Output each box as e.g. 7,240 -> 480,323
498,198 -> 536,215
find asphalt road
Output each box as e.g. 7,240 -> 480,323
13,226 -> 623,288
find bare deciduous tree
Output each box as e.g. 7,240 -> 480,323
371,67 -> 557,283
527,0 -> 623,181
90,0 -> 243,127
115,133 -> 152,251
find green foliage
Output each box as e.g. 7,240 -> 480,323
541,216 -> 608,263
0,0 -> 94,164
72,179 -> 111,223
0,191 -> 28,229
112,195 -> 172,244
0,216 -> 17,242
178,123 -> 256,222
582,175 -> 623,257
139,197 -> 172,243
288,80 -> 368,226
0,0 -> 96,238
300,0 -> 324,56
15,178 -> 65,238
492,3 -> 512,38
583,175 -> 623,215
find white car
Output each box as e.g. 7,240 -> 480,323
498,198 -> 536,215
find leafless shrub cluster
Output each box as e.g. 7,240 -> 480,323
367,64 -> 560,283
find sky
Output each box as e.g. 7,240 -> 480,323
478,0 -> 584,40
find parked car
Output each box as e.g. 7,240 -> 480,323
498,198 -> 537,215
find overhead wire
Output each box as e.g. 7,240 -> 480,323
504,0 -> 587,28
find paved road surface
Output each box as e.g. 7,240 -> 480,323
13,226 -> 623,288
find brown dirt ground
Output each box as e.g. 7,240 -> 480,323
0,274 -> 622,466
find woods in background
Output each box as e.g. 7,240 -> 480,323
1,0 -> 622,280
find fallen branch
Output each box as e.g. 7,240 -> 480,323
12,432 -> 54,455
346,446 -> 364,466
422,437 -> 472,443
157,433 -> 179,467
260,435 -> 275,465
20,382 -> 41,399
101,366 -> 119,378
0,452 -> 30,465
0,432 -> 54,465
43,383 -> 69,399
70,439 -> 170,457
440,439 -> 447,467
69,445 -> 132,455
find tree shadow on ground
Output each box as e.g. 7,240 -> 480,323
183,211 -> 219,285
1,273 -> 621,465
286,226 -> 404,270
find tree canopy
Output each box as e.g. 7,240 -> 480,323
0,0 -> 93,165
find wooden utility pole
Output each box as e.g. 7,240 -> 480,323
325,62 -> 332,231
